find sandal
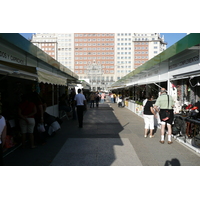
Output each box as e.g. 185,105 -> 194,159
144,135 -> 147,138
149,135 -> 154,138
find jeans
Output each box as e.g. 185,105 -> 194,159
77,106 -> 85,127
90,100 -> 94,108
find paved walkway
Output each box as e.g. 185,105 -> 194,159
3,101 -> 200,166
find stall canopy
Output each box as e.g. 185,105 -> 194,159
0,60 -> 38,81
0,33 -> 79,85
0,60 -> 37,74
37,69 -> 67,86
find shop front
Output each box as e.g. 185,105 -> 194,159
0,33 -> 79,151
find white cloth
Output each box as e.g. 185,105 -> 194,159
143,114 -> 154,129
48,121 -> 61,135
74,93 -> 86,106
0,116 -> 6,144
143,99 -> 147,106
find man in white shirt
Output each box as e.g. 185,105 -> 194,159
74,89 -> 87,128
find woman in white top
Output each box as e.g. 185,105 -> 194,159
0,115 -> 7,166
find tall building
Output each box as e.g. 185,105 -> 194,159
74,33 -> 115,91
132,33 -> 166,69
31,33 -> 58,60
31,33 -> 166,91
31,33 -> 74,71
115,33 -> 134,81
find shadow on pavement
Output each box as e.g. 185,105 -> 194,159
164,158 -> 181,166
3,103 -> 126,166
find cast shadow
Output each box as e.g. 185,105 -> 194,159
164,158 -> 181,166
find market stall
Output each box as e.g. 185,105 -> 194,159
109,33 -> 200,152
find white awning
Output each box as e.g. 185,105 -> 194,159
37,69 -> 67,86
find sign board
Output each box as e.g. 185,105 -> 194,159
0,42 -> 26,65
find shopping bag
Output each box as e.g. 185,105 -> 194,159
37,123 -> 45,133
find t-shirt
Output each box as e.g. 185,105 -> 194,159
74,93 -> 86,106
155,94 -> 174,109
19,101 -> 36,118
143,101 -> 154,115
0,116 -> 6,144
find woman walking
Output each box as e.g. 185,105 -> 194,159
143,95 -> 157,138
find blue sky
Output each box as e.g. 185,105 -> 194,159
20,33 -> 187,48
160,33 -> 187,47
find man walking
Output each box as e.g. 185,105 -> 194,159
74,89 -> 87,128
89,92 -> 95,108
154,88 -> 175,144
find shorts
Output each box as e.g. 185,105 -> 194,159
159,109 -> 174,125
19,118 -> 35,134
143,114 -> 154,129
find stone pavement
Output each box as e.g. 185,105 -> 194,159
3,101 -> 200,166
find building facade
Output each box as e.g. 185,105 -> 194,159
115,33 -> 134,81
31,33 -> 74,71
133,33 -> 166,69
74,33 -> 115,91
31,33 -> 166,91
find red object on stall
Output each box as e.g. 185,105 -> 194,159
191,106 -> 198,110
186,104 -> 193,109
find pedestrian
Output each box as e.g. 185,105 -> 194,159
69,88 -> 77,119
143,95 -> 157,138
95,92 -> 100,107
31,92 -> 47,145
59,94 -> 72,118
101,92 -> 105,103
18,94 -> 37,148
154,88 -> 175,144
89,92 -> 95,108
0,115 -> 6,166
74,88 -> 87,128
113,93 -> 116,103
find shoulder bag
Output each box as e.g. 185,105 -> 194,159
162,95 -> 170,121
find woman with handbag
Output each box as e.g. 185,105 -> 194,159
143,95 -> 157,138
154,88 -> 175,144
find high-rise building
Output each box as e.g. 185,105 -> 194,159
31,33 -> 58,60
115,33 -> 134,81
74,33 -> 115,91
31,33 -> 74,71
132,33 -> 166,69
31,33 -> 166,91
